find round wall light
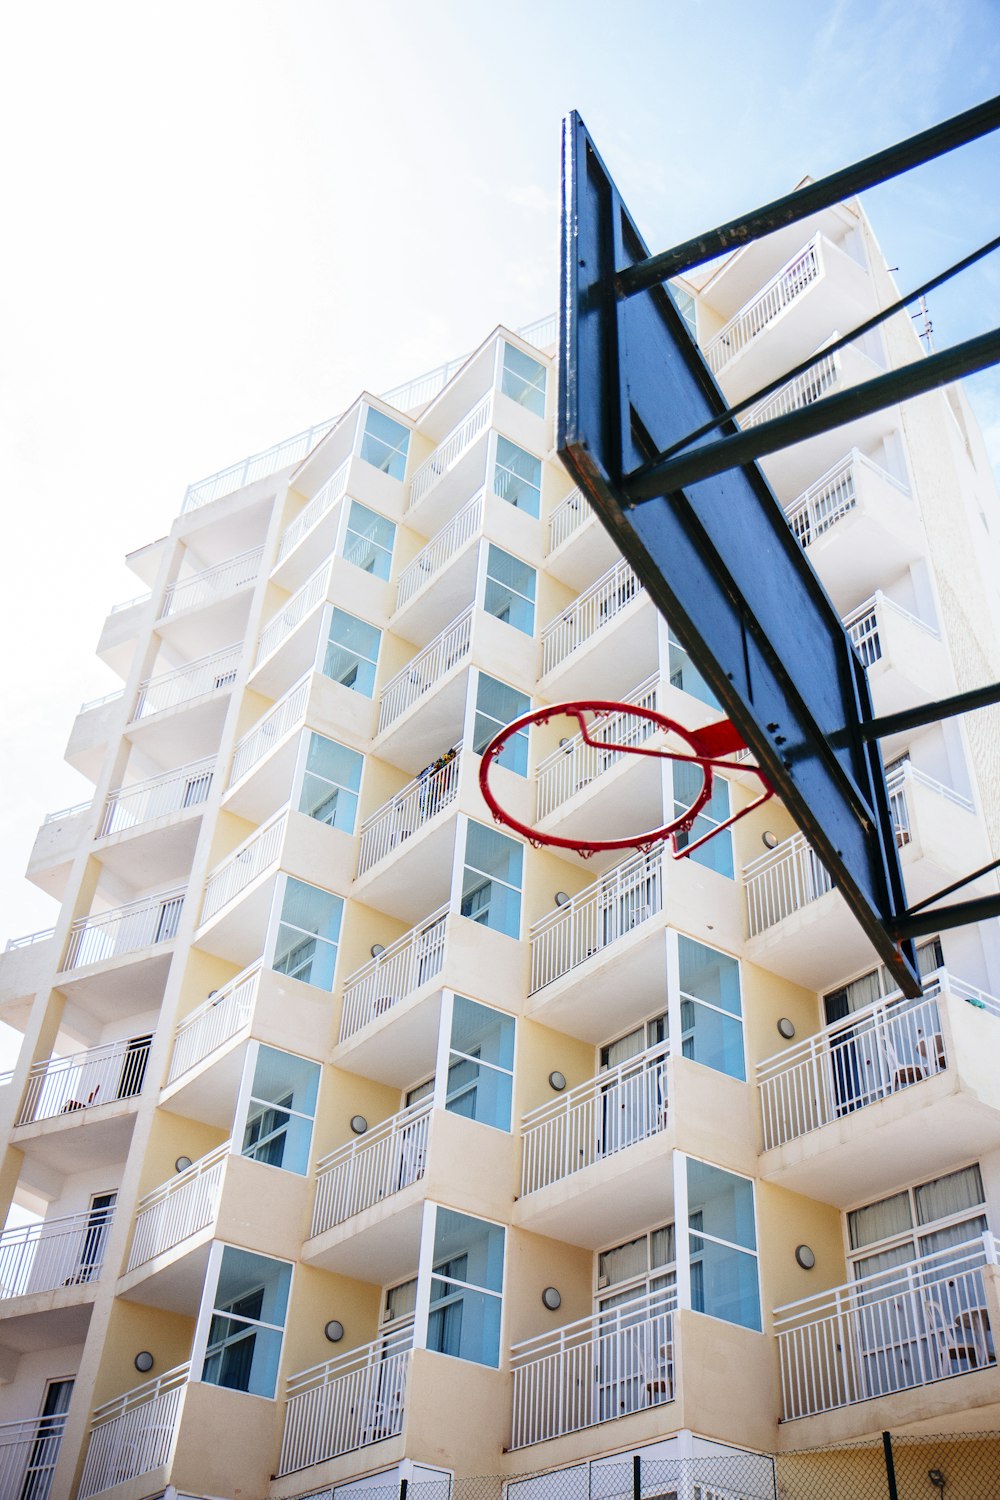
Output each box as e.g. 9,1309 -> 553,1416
554,891 -> 571,907
174,1156 -> 193,1173
542,1287 -> 562,1311
548,1071 -> 567,1092
324,1320 -> 345,1343
134,1351 -> 155,1374
777,1017 -> 796,1040
795,1244 -> 816,1270
370,943 -> 386,959
350,1115 -> 369,1135
762,830 -> 780,850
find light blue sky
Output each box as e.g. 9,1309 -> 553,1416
0,0 -> 997,945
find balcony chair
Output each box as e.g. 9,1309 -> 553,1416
881,1039 -> 926,1094
923,1297 -> 980,1375
638,1332 -> 674,1406
61,1086 -> 100,1113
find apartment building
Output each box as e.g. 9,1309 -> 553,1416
1,191 -> 1000,1500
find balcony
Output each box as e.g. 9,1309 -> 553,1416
339,905 -> 448,1046
314,1102 -> 430,1235
395,491 -> 483,623
128,645 -> 240,766
66,690 -> 125,780
510,1289 -> 675,1449
784,451 -> 918,611
758,973 -> 1000,1205
132,644 -> 240,723
406,391 -> 493,532
541,558 -> 656,698
79,1362 -> 189,1499
126,1142 -> 228,1275
96,757 -> 214,891
166,962 -> 260,1089
278,1324 -> 412,1476
0,1412 -> 67,1500
201,813 -> 285,927
845,593 -> 953,716
16,1034 -> 150,1127
0,1204 -> 115,1301
359,750 -> 460,877
775,1235 -> 998,1425
62,889 -> 184,973
274,458 -> 349,586
0,929 -> 57,1027
379,605 -> 473,736
26,799 -> 92,900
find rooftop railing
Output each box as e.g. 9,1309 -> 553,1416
79,688 -> 125,713
132,644 -> 241,722
277,459 -> 350,565
4,926 -> 56,952
511,1288 -> 676,1448
744,833 -> 832,938
43,798 -> 93,824
358,750 -> 461,876
99,757 -> 214,838
785,449 -> 909,549
62,889 -> 184,971
535,675 -> 658,819
17,1036 -> 150,1125
255,563 -> 329,667
408,393 -> 493,511
127,1143 -> 228,1272
378,606 -> 473,733
167,962 -> 261,1085
547,487 -> 588,553
705,238 -> 820,373
530,849 -> 663,994
542,558 -> 643,676
775,1234 -> 997,1421
312,1101 -> 431,1236
396,492 -> 483,611
339,906 -> 448,1043
182,412 -> 338,512
844,590 -> 941,670
521,1040 -> 669,1196
0,1205 -> 116,1300
201,813 -> 284,925
279,1322 -> 413,1475
744,349 -> 840,428
161,545 -> 263,618
0,1412 -> 68,1499
109,591 -> 152,614
79,1363 -> 189,1499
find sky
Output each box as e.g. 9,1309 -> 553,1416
0,0 -> 998,952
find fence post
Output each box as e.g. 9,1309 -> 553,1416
400,1477 -> 409,1500
882,1430 -> 899,1500
632,1453 -> 641,1500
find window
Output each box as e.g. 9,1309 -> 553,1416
598,1015 -> 668,1153
824,938 -> 944,1023
360,408 -> 409,481
298,733 -> 362,832
473,675 -> 529,777
201,1246 -> 291,1398
493,436 -> 541,517
596,1223 -> 675,1417
687,1158 -> 760,1331
427,1209 -> 505,1368
446,996 -> 515,1131
501,343 -> 546,416
343,500 -> 395,579
321,608 -> 381,697
238,1046 -> 320,1175
460,822 -> 522,939
678,937 -> 744,1081
667,631 -> 720,710
673,761 -> 734,878
272,877 -> 343,990
483,545 -> 536,635
668,285 -> 698,339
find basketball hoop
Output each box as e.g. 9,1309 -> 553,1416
478,700 -> 774,859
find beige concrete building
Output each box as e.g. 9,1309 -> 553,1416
2,195 -> 1000,1500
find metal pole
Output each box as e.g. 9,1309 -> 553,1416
622,328 -> 1000,501
616,94 -> 1000,293
882,1431 -> 899,1500
633,1452 -> 641,1500
856,680 -> 1000,741
893,892 -> 1000,942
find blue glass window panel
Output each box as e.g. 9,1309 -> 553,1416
273,879 -> 342,991
461,823 -> 523,938
360,408 -> 409,480
680,1000 -> 745,1081
344,500 -> 395,579
687,1159 -> 757,1251
428,1209 -> 504,1364
689,1233 -> 761,1332
202,1247 -> 291,1398
473,675 -> 529,777
679,937 -> 742,1015
299,733 -> 362,832
501,344 -> 546,417
447,997 -> 515,1131
484,545 -> 536,635
673,761 -> 734,878
493,436 -> 541,517
667,634 -> 721,710
322,608 -> 381,697
241,1047 -> 320,1175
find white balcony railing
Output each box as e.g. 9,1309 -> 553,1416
17,1037 -> 150,1125
758,980 -> 949,1150
109,591 -> 152,614
744,350 -> 840,428
511,1289 -> 676,1448
161,546 -> 263,618
358,750 -> 461,875
744,833 -> 832,938
339,907 -> 448,1042
705,239 -> 820,373
4,926 -> 56,952
43,798 -> 93,824
183,411 -> 338,511
62,889 -> 185,971
99,758 -> 214,838
542,558 -> 643,675
887,762 -> 974,849
312,1101 -> 431,1235
785,450 -> 909,549
547,487 -> 588,553
396,493 -> 483,610
255,563 -> 329,667
378,606 -> 473,733
132,644 -> 241,721
127,1143 -> 228,1271
200,814 -> 284,925
229,675 -> 309,788
167,962 -> 261,1085
521,1041 -> 669,1196
0,1205 -> 116,1299
0,1412 -> 68,1499
408,392 -> 492,510
279,1323 -> 413,1475
844,590 -> 940,669
79,1363 -> 189,1498
775,1235 -> 997,1421
535,676 -> 658,819
80,688 -> 125,714
278,459 -> 350,564
530,850 -> 663,994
